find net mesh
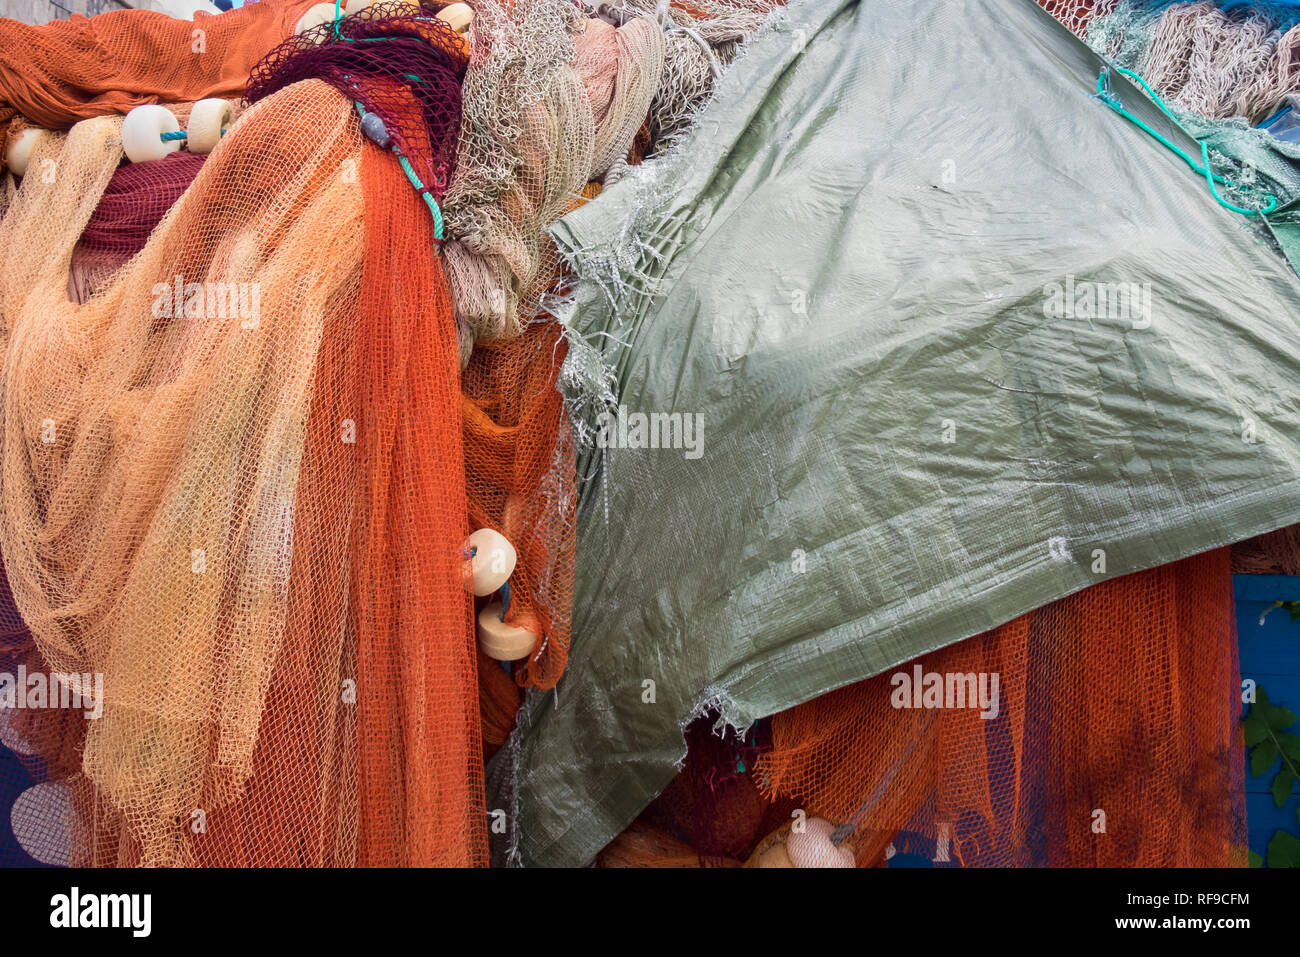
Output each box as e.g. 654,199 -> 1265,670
442,0 -> 772,342
0,76 -> 485,866
598,549 -> 1246,867
462,319 -> 576,690
68,151 -> 208,305
1087,1 -> 1300,123
751,548 -> 1245,867
245,3 -> 470,203
1035,0 -> 1118,36
0,0 -> 320,130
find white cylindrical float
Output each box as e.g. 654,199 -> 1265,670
786,816 -> 856,868
464,527 -> 517,597
437,2 -> 473,33
477,602 -> 538,662
121,105 -> 182,163
295,2 -> 340,36
5,128 -> 47,177
185,98 -> 234,154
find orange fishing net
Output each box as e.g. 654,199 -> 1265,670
0,0 -> 319,130
462,320 -> 576,690
753,548 -> 1245,867
0,78 -> 485,867
1035,0 -> 1115,37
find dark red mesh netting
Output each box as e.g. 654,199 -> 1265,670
245,2 -> 468,201
68,152 -> 206,304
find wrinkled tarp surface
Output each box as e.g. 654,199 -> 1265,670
490,0 -> 1300,867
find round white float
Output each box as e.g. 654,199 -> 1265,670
787,816 -> 856,868
121,105 -> 182,163
5,128 -> 46,177
754,842 -> 795,867
295,2 -> 340,36
464,527 -> 517,597
477,602 -> 538,661
185,98 -> 233,154
437,2 -> 473,33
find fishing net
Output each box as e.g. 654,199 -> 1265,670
0,74 -> 485,866
640,713 -> 771,859
462,319 -> 577,690
68,151 -> 207,305
1233,523 -> 1300,573
751,548 -> 1245,867
595,818 -> 739,867
0,0 -> 320,130
1089,1 -> 1300,123
245,2 -> 469,204
1036,0 -> 1118,36
442,0 -> 775,343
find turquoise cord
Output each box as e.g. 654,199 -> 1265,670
1096,66 -> 1277,217
352,100 -> 445,241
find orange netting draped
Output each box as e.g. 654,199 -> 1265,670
462,319 -> 576,691
0,0 -> 319,130
0,78 -> 486,867
753,547 -> 1245,867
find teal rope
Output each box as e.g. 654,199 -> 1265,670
352,100 -> 445,241
326,8 -> 446,240
159,129 -> 227,143
397,152 -> 446,239
1096,66 -> 1277,218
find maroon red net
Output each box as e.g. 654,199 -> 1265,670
245,2 -> 468,202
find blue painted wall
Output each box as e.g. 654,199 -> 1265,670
1234,574 -> 1300,859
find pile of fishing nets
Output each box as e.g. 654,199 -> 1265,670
494,0 -> 1300,869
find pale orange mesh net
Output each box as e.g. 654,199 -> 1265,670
0,78 -> 486,867
602,549 -> 1246,867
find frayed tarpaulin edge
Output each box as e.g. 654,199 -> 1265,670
546,0 -> 807,459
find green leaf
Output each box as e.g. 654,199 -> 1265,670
1251,740 -> 1278,777
1250,849 -> 1264,868
1281,733 -> 1300,764
1266,830 -> 1300,868
1272,767 -> 1296,809
1252,689 -> 1274,723
1268,704 -> 1300,733
1244,712 -> 1269,746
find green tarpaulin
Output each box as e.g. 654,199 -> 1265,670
489,0 -> 1300,867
